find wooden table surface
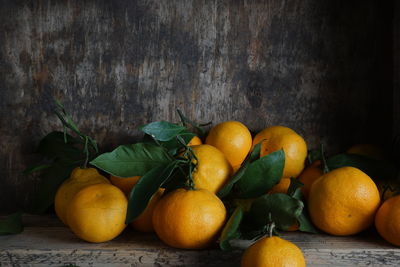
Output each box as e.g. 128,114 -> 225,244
1,215 -> 400,267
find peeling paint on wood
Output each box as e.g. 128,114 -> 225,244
0,1 -> 393,212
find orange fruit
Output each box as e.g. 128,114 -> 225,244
54,167 -> 110,225
253,126 -> 307,178
308,167 -> 380,235
241,236 -> 306,267
375,195 -> 400,246
268,178 -> 291,194
152,188 -> 226,249
206,121 -> 252,167
232,164 -> 241,174
347,144 -> 396,200
66,183 -> 128,243
298,160 -> 323,200
187,135 -> 202,146
347,144 -> 384,160
191,144 -> 232,193
111,175 -> 164,232
131,188 -> 164,232
110,175 -> 140,195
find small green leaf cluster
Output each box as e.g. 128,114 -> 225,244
90,121 -> 203,224
26,101 -> 99,214
0,212 -> 24,235
217,144 -> 317,251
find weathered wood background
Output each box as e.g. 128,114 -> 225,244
0,0 -> 394,212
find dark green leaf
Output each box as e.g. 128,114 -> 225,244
0,212 -> 24,235
307,149 -> 322,165
126,162 -> 178,223
176,109 -> 211,138
235,150 -> 285,198
160,132 -> 196,155
287,178 -> 304,200
218,143 -> 262,198
90,143 -> 172,177
162,163 -> 192,194
30,160 -> 79,214
219,206 -> 244,251
326,153 -> 398,183
140,121 -> 186,141
245,193 -> 303,231
37,131 -> 82,160
298,210 -> 319,234
23,164 -> 52,175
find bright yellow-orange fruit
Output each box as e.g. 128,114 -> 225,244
110,175 -> 140,195
375,195 -> 400,246
241,236 -> 306,267
66,183 -> 128,243
131,188 -> 164,232
191,144 -> 232,193
152,188 -> 227,249
298,160 -> 323,200
206,121 -> 252,167
187,135 -> 202,146
54,167 -> 110,225
347,144 -> 396,200
253,126 -> 307,178
308,167 -> 380,236
268,178 -> 291,194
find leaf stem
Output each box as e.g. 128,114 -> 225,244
176,108 -> 211,138
268,221 -> 275,238
321,143 -> 330,174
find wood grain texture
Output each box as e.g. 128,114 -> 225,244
1,215 -> 400,267
0,0 -> 393,212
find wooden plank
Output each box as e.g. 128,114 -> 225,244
0,215 -> 400,266
0,0 -> 393,213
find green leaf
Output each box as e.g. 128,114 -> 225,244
245,193 -> 303,231
159,132 -> 196,155
37,131 -> 83,160
23,164 -> 52,175
307,149 -> 322,164
326,153 -> 398,182
218,143 -> 262,198
140,121 -> 186,141
176,109 -> 212,138
219,206 -> 244,251
287,178 -> 304,200
298,210 -> 319,234
235,150 -> 285,198
162,163 -> 193,194
30,160 -> 80,213
0,212 -> 24,235
90,143 -> 172,177
126,162 -> 177,223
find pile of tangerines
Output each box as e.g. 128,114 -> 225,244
53,120 -> 399,267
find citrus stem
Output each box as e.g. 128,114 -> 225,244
321,143 -> 330,174
187,162 -> 196,190
176,108 -> 211,138
83,136 -> 89,169
268,221 -> 275,238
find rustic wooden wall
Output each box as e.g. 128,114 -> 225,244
0,0 -> 393,212
394,0 -> 400,165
